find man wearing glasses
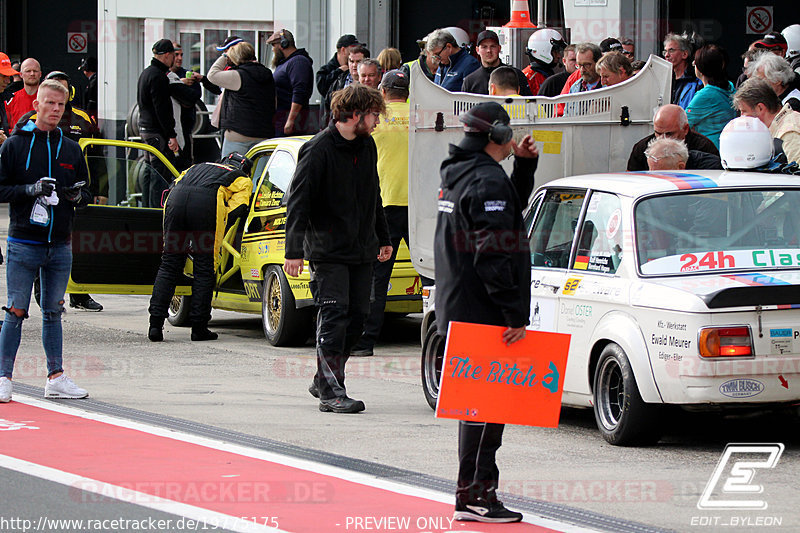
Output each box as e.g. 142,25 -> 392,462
426,28 -> 479,92
663,33 -> 704,109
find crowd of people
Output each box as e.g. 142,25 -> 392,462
2,22 -> 800,525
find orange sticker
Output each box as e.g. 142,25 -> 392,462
437,322 -> 570,427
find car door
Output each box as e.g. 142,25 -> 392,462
527,188 -> 588,334
67,139 -> 189,295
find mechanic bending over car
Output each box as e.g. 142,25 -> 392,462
435,102 -> 539,523
148,152 -> 253,342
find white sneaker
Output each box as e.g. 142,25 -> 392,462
0,377 -> 11,403
44,375 -> 88,399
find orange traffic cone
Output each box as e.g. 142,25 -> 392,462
504,0 -> 537,28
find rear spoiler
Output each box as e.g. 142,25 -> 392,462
702,285 -> 800,309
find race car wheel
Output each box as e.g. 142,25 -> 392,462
421,321 -> 445,410
167,295 -> 192,327
593,343 -> 660,446
262,265 -> 310,346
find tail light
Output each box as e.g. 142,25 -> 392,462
698,326 -> 753,358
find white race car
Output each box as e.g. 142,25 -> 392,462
421,170 -> 800,445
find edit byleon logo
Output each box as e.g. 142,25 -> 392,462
697,443 -> 784,510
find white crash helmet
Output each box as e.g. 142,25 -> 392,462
719,116 -> 774,169
526,28 -> 567,64
442,26 -> 471,49
782,24 -> 800,60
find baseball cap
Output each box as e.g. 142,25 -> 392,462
600,37 -> 623,53
477,30 -> 500,46
380,69 -> 409,90
0,52 -> 19,76
336,34 -> 362,49
216,35 -> 243,52
754,31 -> 788,50
152,39 -> 175,55
458,102 -> 510,152
78,56 -> 97,72
267,29 -> 294,45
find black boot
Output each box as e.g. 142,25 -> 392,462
148,317 -> 164,342
191,323 -> 218,341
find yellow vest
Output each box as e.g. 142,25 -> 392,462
372,100 -> 409,206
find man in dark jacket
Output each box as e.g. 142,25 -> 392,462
627,104 -> 719,171
148,153 -> 252,343
427,28 -> 480,91
137,39 -> 178,207
316,34 -> 362,97
78,56 -> 98,118
461,30 -> 531,96
0,80 -> 92,403
268,29 -> 314,135
284,84 -> 392,414
435,102 -> 538,523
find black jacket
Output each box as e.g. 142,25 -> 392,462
220,62 -> 276,138
461,64 -> 533,96
538,70 -> 570,97
0,121 -> 91,244
285,124 -> 390,264
435,145 -> 536,335
628,130 -> 719,171
316,54 -> 345,97
687,150 -> 723,170
137,58 -> 176,138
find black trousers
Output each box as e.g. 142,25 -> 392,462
456,421 -> 505,502
148,185 -> 217,325
140,132 -> 173,208
309,262 -> 372,400
357,206 -> 409,349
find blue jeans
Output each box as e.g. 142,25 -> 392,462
0,241 -> 72,379
220,137 -> 262,159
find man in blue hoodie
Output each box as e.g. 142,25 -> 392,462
0,79 -> 92,403
427,28 -> 480,92
268,29 -> 314,136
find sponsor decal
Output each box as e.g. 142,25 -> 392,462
484,200 -> 506,212
243,280 -> 261,301
606,209 -> 621,239
562,277 -> 581,295
718,378 -> 764,398
250,268 -> 260,278
438,200 -> 454,213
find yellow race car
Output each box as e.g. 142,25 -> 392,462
68,137 -> 421,346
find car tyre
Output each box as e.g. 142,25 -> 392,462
421,320 -> 445,410
262,265 -> 310,346
593,343 -> 661,446
167,295 -> 192,327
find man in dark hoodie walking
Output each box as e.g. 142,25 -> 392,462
284,84 -> 392,414
435,102 -> 538,523
0,79 -> 92,403
269,29 -> 314,136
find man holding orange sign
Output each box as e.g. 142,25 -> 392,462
434,102 -> 538,523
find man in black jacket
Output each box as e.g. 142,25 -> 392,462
316,34 -> 362,97
0,80 -> 92,403
284,84 -> 392,414
137,39 -> 178,207
435,102 -> 538,523
461,30 -> 532,96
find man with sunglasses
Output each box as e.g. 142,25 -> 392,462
426,28 -> 479,92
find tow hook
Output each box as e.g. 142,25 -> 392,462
756,305 -> 763,338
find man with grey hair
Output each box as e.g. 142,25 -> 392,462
645,137 -> 689,170
663,33 -> 703,109
426,28 -> 479,91
734,77 -> 800,164
748,52 -> 800,112
566,43 -> 602,93
357,58 -> 382,89
627,104 -> 720,170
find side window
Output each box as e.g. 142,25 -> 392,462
529,190 -> 586,269
574,191 -> 623,274
254,150 -> 294,211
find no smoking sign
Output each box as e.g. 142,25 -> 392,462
67,32 -> 88,54
746,6 -> 773,34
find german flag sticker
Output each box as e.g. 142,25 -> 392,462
574,255 -> 589,270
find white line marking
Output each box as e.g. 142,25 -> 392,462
11,396 -> 599,533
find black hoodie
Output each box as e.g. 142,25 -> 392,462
0,120 -> 91,244
434,145 -> 536,335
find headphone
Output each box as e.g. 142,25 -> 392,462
459,109 -> 513,145
45,70 -> 75,102
221,152 -> 254,175
279,30 -> 291,49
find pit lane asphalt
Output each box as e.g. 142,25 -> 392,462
0,205 -> 798,532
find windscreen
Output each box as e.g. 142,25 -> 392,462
635,189 -> 800,275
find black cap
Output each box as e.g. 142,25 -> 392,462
458,102 -> 510,152
600,37 -> 622,53
336,34 -> 362,49
754,31 -> 788,50
380,69 -> 409,90
78,57 -> 97,72
152,39 -> 175,55
216,35 -> 243,52
476,30 -> 500,46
